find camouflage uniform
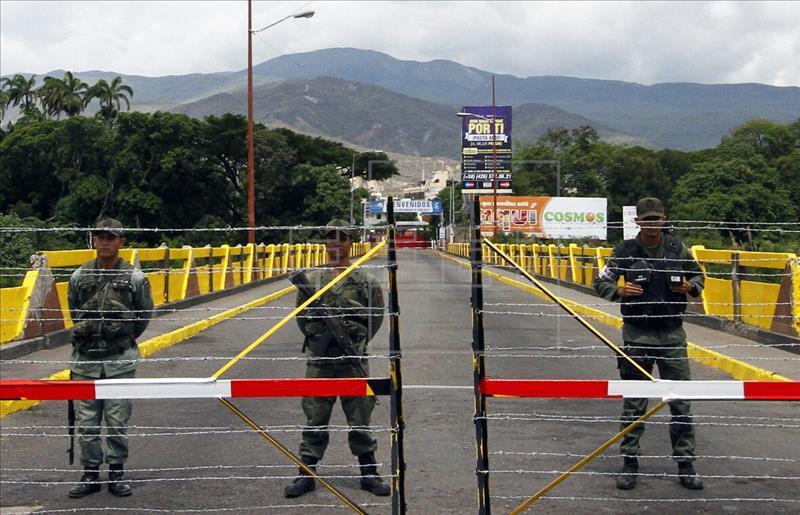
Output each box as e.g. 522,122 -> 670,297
594,234 -> 704,462
295,266 -> 385,460
68,258 -> 153,468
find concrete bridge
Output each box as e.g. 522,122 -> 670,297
1,246 -> 798,513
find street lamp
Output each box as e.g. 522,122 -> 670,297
350,150 -> 380,224
246,4 -> 314,243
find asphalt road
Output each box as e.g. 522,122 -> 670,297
1,250 -> 798,514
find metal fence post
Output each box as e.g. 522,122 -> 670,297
732,251 -> 742,324
386,196 -> 407,515
470,197 -> 491,514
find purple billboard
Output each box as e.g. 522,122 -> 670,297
460,105 -> 512,192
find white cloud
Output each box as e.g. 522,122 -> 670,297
2,0 -> 798,85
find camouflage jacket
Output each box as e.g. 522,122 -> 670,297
68,258 -> 153,378
295,267 -> 384,360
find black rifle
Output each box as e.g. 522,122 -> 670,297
290,270 -> 368,378
67,371 -> 75,464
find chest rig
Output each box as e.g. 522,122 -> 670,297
617,234 -> 687,328
71,260 -> 137,358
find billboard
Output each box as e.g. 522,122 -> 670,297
479,196 -> 608,239
369,199 -> 443,214
460,106 -> 512,193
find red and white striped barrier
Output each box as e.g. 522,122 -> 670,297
480,379 -> 800,401
0,377 -> 391,401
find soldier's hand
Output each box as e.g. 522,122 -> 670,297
617,282 -> 643,297
670,278 -> 694,295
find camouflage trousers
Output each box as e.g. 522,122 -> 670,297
72,370 -> 135,468
618,342 -> 696,462
298,361 -> 377,460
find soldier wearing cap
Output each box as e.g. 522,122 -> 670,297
284,219 -> 389,498
66,218 -> 152,498
594,198 -> 705,491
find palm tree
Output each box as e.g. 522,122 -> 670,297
3,74 -> 39,113
88,76 -> 133,122
0,89 -> 9,120
39,71 -> 90,119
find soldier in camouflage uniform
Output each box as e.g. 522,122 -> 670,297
285,219 -> 389,498
67,218 -> 153,498
594,198 -> 705,491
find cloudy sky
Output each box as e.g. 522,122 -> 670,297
2,1 -> 798,86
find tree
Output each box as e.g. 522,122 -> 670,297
352,151 -> 397,181
87,76 -> 133,122
721,119 -> 796,161
39,72 -> 90,119
670,154 -> 796,248
0,88 -> 9,121
2,74 -> 39,113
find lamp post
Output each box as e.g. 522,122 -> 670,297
246,4 -> 314,244
350,150 -> 380,224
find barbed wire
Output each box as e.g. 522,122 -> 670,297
1,473 -> 396,485
488,412 -> 800,423
2,463 -> 381,473
6,351 -> 799,366
479,415 -> 800,429
492,495 -> 800,504
0,224 -> 383,234
481,352 -> 800,361
483,469 -> 800,480
490,451 -> 800,462
26,503 -> 391,513
3,426 -> 396,438
0,264 -> 391,273
484,300 -> 796,308
0,313 -> 392,323
3,220 -> 800,234
478,309 -> 797,320
486,342 -> 800,352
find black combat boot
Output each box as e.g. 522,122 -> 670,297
358,452 -> 390,496
68,467 -> 101,498
678,462 -> 704,490
615,456 -> 639,490
284,456 -> 318,498
108,464 -> 132,497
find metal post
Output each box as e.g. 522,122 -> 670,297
246,0 -> 255,244
732,251 -> 742,324
350,153 -> 357,224
386,197 -> 407,514
470,197 -> 491,514
162,246 -> 170,303
556,159 -> 561,198
491,75 -> 498,240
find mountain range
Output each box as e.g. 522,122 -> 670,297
9,48 -> 800,158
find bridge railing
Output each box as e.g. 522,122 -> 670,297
0,242 -> 372,345
446,242 -> 800,339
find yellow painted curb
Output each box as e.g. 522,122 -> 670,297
0,286 -> 296,418
437,251 -> 791,382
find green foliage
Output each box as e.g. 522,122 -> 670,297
0,212 -> 82,286
0,111 -> 370,249
510,119 -> 799,251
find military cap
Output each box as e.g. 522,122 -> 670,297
93,217 -> 124,237
636,198 -> 665,218
325,219 -> 355,239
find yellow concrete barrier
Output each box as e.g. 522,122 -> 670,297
437,251 -> 792,383
1,241 -> 372,345
446,242 -> 799,339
